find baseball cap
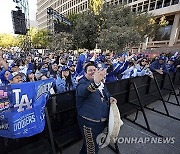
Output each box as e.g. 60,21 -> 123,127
159,56 -> 166,61
62,66 -> 69,71
11,63 -> 19,68
26,70 -> 33,76
8,72 -> 22,81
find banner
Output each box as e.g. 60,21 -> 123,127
0,79 -> 54,139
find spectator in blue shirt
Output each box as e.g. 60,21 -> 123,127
167,58 -> 176,73
56,66 -> 76,93
150,56 -> 169,74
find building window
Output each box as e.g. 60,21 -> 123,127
137,3 -> 143,12
163,0 -> 171,7
149,0 -> 156,11
171,0 -> 179,5
143,1 -> 149,12
156,0 -> 163,9
118,0 -> 122,4
132,7 -> 136,12
123,0 -> 127,5
85,1 -> 88,9
154,25 -> 172,40
115,1 -> 119,5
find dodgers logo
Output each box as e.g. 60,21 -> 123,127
13,89 -> 32,112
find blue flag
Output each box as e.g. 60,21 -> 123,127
0,79 -> 54,139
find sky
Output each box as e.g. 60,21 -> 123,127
0,0 -> 37,34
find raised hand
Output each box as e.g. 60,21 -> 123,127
94,68 -> 106,84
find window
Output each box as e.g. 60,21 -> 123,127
85,1 -> 88,9
143,1 -> 149,12
149,0 -> 156,11
132,7 -> 136,12
171,0 -> 179,5
123,0 -> 127,5
163,0 -> 171,7
138,3 -> 143,12
118,0 -> 123,4
115,1 -> 118,5
156,0 -> 163,9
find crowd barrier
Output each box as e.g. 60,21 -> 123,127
1,70 -> 180,154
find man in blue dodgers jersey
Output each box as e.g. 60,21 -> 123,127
76,62 -> 117,154
150,56 -> 169,74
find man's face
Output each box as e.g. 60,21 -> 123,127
159,60 -> 164,64
42,63 -> 48,68
12,75 -> 23,84
46,58 -> 50,63
69,65 -> 75,72
26,56 -> 32,62
141,59 -> 148,65
11,66 -> 19,72
85,66 -> 96,80
52,63 -> 58,71
105,56 -> 111,65
119,56 -> 125,62
60,58 -> 66,64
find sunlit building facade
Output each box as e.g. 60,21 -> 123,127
37,0 -> 180,46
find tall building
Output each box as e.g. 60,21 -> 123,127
37,0 -> 88,29
124,0 -> 180,47
37,0 -> 180,47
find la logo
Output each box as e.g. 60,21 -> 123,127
13,89 -> 32,112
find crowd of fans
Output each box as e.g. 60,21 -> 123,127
0,49 -> 179,94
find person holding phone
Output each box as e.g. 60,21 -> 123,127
76,62 -> 117,154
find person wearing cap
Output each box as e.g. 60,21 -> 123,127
0,57 -> 9,85
167,58 -> 176,73
174,54 -> 180,70
26,56 -> 34,71
8,72 -> 23,84
150,56 -> 169,74
26,70 -> 37,82
136,58 -> 153,78
10,63 -> 20,73
56,66 -> 76,93
68,63 -> 78,78
47,61 -> 58,79
113,54 -> 136,80
104,53 -> 119,82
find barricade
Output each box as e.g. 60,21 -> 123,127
1,71 -> 180,154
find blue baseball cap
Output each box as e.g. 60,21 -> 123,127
8,72 -> 22,81
62,66 -> 69,71
159,56 -> 166,61
11,63 -> 19,68
26,70 -> 33,76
